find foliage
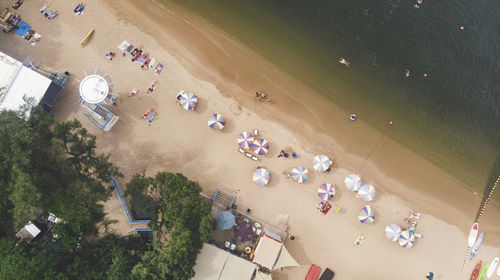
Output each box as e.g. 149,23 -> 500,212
126,172 -> 216,280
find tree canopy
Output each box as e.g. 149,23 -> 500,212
0,108 -> 214,279
126,172 -> 216,280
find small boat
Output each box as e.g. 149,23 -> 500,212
470,233 -> 485,260
470,261 -> 482,280
80,29 -> 94,46
349,113 -> 357,121
479,262 -> 490,280
487,257 -> 498,278
468,223 -> 479,248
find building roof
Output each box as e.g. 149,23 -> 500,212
252,233 -> 283,270
15,221 -> 41,241
192,243 -> 256,280
0,51 -> 52,115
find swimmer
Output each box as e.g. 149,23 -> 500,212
405,69 -> 410,77
414,0 -> 423,8
339,58 -> 351,67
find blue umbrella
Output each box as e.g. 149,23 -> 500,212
217,211 -> 235,230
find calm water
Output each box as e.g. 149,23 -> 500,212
170,0 -> 500,188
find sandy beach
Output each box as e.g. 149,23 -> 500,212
1,0 -> 499,279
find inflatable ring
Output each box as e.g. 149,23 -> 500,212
349,114 -> 357,121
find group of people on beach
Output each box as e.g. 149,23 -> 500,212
255,91 -> 270,102
1,7 -> 22,32
40,4 -> 58,20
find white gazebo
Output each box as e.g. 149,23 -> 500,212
79,74 -> 109,104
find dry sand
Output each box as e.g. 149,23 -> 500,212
1,0 -> 499,279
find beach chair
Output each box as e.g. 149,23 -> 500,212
253,129 -> 259,136
251,155 -> 259,161
224,241 -> 230,248
230,244 -> 236,250
245,152 -> 252,158
238,148 -> 245,154
414,233 -> 423,238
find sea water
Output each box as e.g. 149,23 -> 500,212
168,0 -> 500,190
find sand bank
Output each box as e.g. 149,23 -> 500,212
0,0 -> 499,278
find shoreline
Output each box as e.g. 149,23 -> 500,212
1,0 -> 499,278
101,0 -> 500,232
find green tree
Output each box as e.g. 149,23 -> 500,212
127,172 -> 216,280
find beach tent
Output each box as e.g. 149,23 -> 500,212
14,21 -> 30,37
252,233 -> 299,271
344,174 -> 362,192
312,154 -> 332,172
273,244 -> 300,270
192,243 -> 256,280
252,233 -> 283,270
356,184 -> 376,201
217,211 -> 235,230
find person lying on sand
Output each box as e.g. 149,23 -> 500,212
40,3 -> 49,13
339,58 -> 351,67
148,80 -> 159,93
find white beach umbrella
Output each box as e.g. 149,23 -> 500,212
356,184 -> 376,201
312,154 -> 332,172
385,224 -> 402,242
398,230 -> 415,248
344,174 -> 362,192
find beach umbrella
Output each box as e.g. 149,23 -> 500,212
358,205 -> 375,224
235,221 -> 254,242
253,167 -> 271,186
312,154 -> 332,172
252,138 -> 270,155
356,184 -> 376,201
385,224 -> 402,242
208,113 -> 226,131
237,131 -> 254,149
398,230 -> 415,248
290,166 -> 309,183
317,183 -> 335,200
344,174 -> 362,192
180,91 -> 198,110
217,211 -> 235,230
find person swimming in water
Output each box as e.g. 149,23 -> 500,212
405,69 -> 410,77
415,0 -> 423,8
339,58 -> 351,67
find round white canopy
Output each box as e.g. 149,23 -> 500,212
79,75 -> 109,104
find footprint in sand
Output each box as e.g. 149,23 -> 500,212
230,103 -> 242,115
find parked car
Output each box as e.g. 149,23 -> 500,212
305,264 -> 321,280
319,268 -> 334,280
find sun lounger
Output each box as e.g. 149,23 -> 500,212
155,63 -> 164,75
29,33 -> 41,46
238,148 -> 245,154
251,156 -> 259,161
149,58 -> 155,69
117,40 -> 131,52
305,265 -> 321,280
414,233 -> 423,238
126,44 -> 134,52
253,129 -> 259,136
224,241 -> 230,248
230,244 -> 236,250
245,152 -> 252,158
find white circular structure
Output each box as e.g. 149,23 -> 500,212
79,75 -> 109,104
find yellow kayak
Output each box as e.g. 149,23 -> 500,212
80,29 -> 94,46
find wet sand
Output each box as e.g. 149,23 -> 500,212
1,0 -> 499,278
